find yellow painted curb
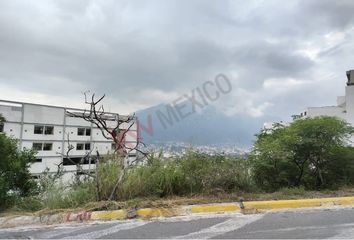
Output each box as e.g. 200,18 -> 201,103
332,196 -> 354,206
191,203 -> 241,213
60,196 -> 354,223
243,196 -> 354,211
91,210 -> 127,220
136,208 -> 185,218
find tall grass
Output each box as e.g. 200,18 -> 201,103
9,151 -> 253,211
118,151 -> 252,199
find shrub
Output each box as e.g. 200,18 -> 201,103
11,196 -> 43,212
0,133 -> 37,210
249,116 -> 354,191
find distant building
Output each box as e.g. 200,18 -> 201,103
298,70 -> 354,127
0,100 -> 137,182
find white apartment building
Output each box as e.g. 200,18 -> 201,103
298,70 -> 354,126
0,100 -> 138,182
263,69 -> 354,136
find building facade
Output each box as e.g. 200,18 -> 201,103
298,70 -> 354,126
0,100 -> 138,182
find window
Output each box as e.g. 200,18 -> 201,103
63,156 -> 97,165
44,126 -> 54,135
76,143 -> 91,150
0,123 -> 3,133
77,128 -> 85,136
32,143 -> 43,151
43,143 -> 53,151
111,143 -> 116,151
35,158 -> 42,163
63,157 -> 80,165
34,125 -> 54,135
32,143 -> 52,151
78,128 -> 91,136
76,143 -> 84,150
85,143 -> 91,150
34,125 -> 44,134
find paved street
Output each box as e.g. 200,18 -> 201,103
1,207 -> 354,239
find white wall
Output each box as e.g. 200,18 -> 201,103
91,128 -> 109,141
337,96 -> 346,107
307,106 -> 346,120
93,142 -> 112,154
29,156 -> 62,174
23,104 -> 64,125
3,122 -> 21,138
65,115 -> 92,126
0,105 -> 22,122
345,86 -> 354,125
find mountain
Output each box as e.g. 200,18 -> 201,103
136,101 -> 278,149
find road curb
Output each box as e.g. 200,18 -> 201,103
190,203 -> 241,213
1,196 -> 354,228
243,196 -> 354,212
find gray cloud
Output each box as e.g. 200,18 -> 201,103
0,0 -> 354,117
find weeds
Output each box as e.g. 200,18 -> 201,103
118,151 -> 252,199
7,151 -> 354,213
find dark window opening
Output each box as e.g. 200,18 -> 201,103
34,125 -> 44,134
85,143 -> 91,150
44,126 -> 54,135
78,128 -> 91,136
43,143 -> 53,151
35,158 -> 42,162
0,123 -> 3,133
63,156 -> 97,165
32,143 -> 43,151
76,143 -> 84,150
77,170 -> 95,175
77,128 -> 85,136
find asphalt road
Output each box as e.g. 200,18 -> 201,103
1,207 -> 354,239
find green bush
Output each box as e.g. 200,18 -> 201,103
0,132 -> 37,210
249,116 -> 354,191
11,196 -> 43,212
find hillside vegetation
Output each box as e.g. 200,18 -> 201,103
2,116 -> 354,213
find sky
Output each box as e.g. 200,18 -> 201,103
0,0 -> 354,120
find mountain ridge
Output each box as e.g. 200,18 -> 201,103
136,100 -> 279,148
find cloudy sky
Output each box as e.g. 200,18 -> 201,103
1,0 -> 354,120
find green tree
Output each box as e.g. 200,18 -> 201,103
250,116 -> 354,190
0,114 -> 37,210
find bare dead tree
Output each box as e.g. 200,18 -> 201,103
56,133 -> 103,200
66,92 -> 146,200
56,134 -> 96,179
